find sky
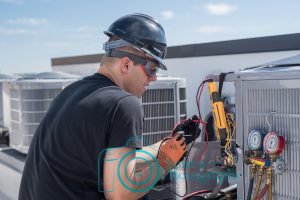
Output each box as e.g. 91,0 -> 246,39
1,0 -> 300,74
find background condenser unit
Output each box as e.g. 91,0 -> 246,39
141,76 -> 187,146
2,72 -> 80,154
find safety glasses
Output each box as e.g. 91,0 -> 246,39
105,50 -> 159,77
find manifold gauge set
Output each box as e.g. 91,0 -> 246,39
244,129 -> 286,200
247,130 -> 285,156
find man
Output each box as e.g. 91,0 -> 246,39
19,14 -> 187,200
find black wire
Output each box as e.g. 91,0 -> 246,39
158,79 -> 212,198
159,135 -> 197,197
195,82 -> 204,119
196,79 -> 213,120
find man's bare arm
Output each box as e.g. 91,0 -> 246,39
103,147 -> 163,200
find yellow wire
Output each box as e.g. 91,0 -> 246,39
224,112 -> 236,165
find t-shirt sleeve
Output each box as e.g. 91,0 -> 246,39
107,95 -> 143,149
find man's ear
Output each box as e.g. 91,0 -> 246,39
120,57 -> 130,73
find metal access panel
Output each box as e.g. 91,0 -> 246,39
2,79 -> 77,154
232,69 -> 300,200
141,77 -> 187,146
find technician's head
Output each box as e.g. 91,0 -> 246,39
100,13 -> 167,97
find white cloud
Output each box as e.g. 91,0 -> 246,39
6,18 -> 48,26
0,0 -> 23,5
161,11 -> 175,20
0,27 -> 33,35
195,26 -> 225,34
205,3 -> 237,16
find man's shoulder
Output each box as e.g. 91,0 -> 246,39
96,86 -> 138,102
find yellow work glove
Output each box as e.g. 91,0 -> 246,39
157,132 -> 187,174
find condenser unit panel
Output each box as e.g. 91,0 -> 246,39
239,79 -> 300,200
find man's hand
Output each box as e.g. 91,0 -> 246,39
172,115 -> 201,145
157,132 -> 186,173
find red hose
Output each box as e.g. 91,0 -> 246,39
255,184 -> 269,200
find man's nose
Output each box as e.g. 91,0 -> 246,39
149,75 -> 157,82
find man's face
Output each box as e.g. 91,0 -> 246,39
124,59 -> 158,98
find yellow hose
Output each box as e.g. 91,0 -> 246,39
253,166 -> 264,200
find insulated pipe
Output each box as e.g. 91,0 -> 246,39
253,166 -> 264,200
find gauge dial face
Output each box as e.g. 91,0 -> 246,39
264,132 -> 280,154
248,130 -> 262,150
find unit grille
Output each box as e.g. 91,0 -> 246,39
9,88 -> 62,153
3,79 -> 77,154
246,87 -> 300,199
248,88 -> 300,114
141,80 -> 187,146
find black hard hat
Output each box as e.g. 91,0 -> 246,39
104,13 -> 167,70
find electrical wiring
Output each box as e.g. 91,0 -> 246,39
158,135 -> 196,197
152,184 -> 168,192
182,189 -> 212,200
195,79 -> 212,162
157,116 -> 200,197
158,79 -> 233,198
157,79 -> 212,198
186,79 -> 238,199
223,112 -> 237,165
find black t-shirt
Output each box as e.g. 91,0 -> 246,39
19,73 -> 143,200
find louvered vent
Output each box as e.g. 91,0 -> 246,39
3,75 -> 79,154
141,78 -> 187,146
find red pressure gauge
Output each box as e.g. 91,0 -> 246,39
263,132 -> 285,155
